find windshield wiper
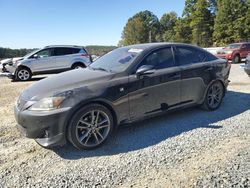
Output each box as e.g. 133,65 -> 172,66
91,67 -> 110,72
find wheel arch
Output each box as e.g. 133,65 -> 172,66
16,65 -> 32,74
71,61 -> 86,69
200,79 -> 226,104
64,99 -> 118,135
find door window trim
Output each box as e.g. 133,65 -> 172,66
129,46 -> 177,75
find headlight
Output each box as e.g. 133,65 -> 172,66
28,96 -> 66,111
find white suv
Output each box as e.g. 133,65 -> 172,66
2,45 -> 92,81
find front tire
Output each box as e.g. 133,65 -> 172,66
15,67 -> 32,81
202,81 -> 224,111
233,54 -> 241,64
68,104 -> 114,150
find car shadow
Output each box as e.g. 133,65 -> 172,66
53,90 -> 250,159
10,76 -> 47,82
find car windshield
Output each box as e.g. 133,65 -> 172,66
23,49 -> 40,58
89,47 -> 144,73
225,44 -> 241,49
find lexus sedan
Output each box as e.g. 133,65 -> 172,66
15,43 -> 231,150
244,54 -> 250,76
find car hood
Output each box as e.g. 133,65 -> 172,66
21,68 -> 113,100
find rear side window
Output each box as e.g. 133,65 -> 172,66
204,52 -> 218,61
79,48 -> 87,54
245,43 -> 250,49
54,47 -> 81,56
176,46 -> 206,65
140,47 -> 175,69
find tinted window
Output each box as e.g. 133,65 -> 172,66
204,52 -> 218,61
242,44 -> 250,49
139,48 -> 174,69
54,47 -> 81,56
35,49 -> 53,58
176,46 -> 205,65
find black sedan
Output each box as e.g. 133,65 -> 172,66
15,43 -> 231,150
244,54 -> 250,76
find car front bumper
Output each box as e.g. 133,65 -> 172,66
14,105 -> 71,147
0,64 -> 15,79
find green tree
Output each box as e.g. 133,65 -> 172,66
156,11 -> 178,42
119,10 -> 159,46
213,0 -> 249,45
173,18 -> 192,43
190,0 -> 214,47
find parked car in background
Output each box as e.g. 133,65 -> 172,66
216,42 -> 250,63
1,45 -> 92,81
244,54 -> 250,76
15,43 -> 231,150
0,57 -> 22,70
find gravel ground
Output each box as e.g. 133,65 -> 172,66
0,64 -> 249,188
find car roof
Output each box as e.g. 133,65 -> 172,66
44,45 -> 85,49
122,42 -> 201,51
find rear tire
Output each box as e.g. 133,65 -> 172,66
72,63 -> 85,69
202,81 -> 224,111
15,67 -> 32,81
67,104 -> 114,150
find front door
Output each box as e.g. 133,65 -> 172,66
128,47 -> 181,120
30,48 -> 55,72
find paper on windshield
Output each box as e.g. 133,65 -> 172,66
128,48 -> 143,53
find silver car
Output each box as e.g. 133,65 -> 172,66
2,45 -> 92,81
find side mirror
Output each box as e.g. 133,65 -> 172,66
33,54 -> 39,59
136,65 -> 155,78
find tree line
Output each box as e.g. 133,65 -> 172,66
119,0 -> 250,47
0,46 -> 116,59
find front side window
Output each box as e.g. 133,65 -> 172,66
35,49 -> 53,58
176,46 -> 205,65
139,47 -> 175,70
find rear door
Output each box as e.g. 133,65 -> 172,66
128,47 -> 181,120
175,46 -> 213,104
54,47 -> 78,69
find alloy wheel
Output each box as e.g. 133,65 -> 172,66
18,69 -> 30,81
75,110 -> 111,147
207,82 -> 223,109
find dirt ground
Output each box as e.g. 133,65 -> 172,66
0,64 -> 249,187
